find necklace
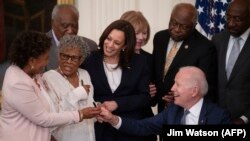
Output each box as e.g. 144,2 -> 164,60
57,67 -> 81,88
103,61 -> 121,92
103,61 -> 116,72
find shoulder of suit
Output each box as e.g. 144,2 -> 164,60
154,29 -> 168,37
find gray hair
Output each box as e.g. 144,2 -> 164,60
51,4 -> 79,20
59,35 -> 90,63
179,66 -> 208,96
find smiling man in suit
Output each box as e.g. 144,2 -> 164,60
150,3 -> 217,115
97,66 -> 231,140
46,4 -> 97,71
212,0 -> 250,124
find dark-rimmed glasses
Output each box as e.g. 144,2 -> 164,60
169,19 -> 194,31
60,53 -> 82,62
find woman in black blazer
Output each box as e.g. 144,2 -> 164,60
82,20 -> 152,141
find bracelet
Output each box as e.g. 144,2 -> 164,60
78,110 -> 84,122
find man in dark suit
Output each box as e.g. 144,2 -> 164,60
150,3 -> 217,114
46,4 -> 97,71
97,66 -> 231,138
212,0 -> 250,124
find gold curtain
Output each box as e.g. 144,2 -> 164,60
57,0 -> 74,5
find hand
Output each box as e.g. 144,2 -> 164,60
162,92 -> 175,107
79,106 -> 101,119
102,101 -> 118,112
97,107 -> 119,126
233,118 -> 245,125
97,107 -> 113,123
149,83 -> 157,97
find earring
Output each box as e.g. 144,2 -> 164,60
122,48 -> 125,52
31,65 -> 34,70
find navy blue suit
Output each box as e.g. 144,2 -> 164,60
82,51 -> 153,141
152,29 -> 217,111
119,100 -> 231,137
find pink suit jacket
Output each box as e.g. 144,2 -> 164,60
0,65 -> 79,141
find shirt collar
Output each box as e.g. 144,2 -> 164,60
230,27 -> 250,42
188,98 -> 203,118
52,29 -> 60,46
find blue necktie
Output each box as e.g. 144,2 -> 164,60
180,110 -> 189,125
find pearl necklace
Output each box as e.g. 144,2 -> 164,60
103,61 -> 121,92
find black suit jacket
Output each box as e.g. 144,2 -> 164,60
212,30 -> 250,121
82,51 -> 153,141
152,29 -> 217,112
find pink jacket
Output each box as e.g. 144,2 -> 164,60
0,65 -> 79,141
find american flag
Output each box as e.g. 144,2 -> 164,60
195,0 -> 232,39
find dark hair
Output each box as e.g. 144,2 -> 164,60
99,20 -> 136,68
8,31 -> 51,68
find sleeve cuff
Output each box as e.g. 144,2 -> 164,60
240,115 -> 248,124
113,116 -> 122,129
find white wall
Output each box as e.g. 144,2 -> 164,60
76,0 -> 195,53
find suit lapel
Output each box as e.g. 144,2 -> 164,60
167,31 -> 197,74
167,41 -> 192,73
114,66 -> 130,93
228,35 -> 250,82
219,33 -> 230,82
96,54 -> 113,92
160,34 -> 171,79
198,101 -> 207,125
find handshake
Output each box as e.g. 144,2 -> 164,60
78,101 -> 120,126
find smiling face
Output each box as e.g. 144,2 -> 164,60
171,70 -> 196,109
52,7 -> 78,40
103,29 -> 125,62
59,47 -> 82,77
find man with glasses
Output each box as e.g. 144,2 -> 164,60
46,4 -> 97,71
150,3 -> 217,120
212,0 -> 250,124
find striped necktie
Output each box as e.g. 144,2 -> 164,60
163,42 -> 179,78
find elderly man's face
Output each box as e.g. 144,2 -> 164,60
171,70 -> 195,108
169,7 -> 196,42
52,8 -> 78,40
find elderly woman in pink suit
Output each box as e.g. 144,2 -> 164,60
0,31 -> 101,141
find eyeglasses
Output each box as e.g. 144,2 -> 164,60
60,53 -> 82,62
169,19 -> 194,31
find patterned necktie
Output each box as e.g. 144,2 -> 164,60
180,110 -> 189,125
226,38 -> 241,78
163,42 -> 179,78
